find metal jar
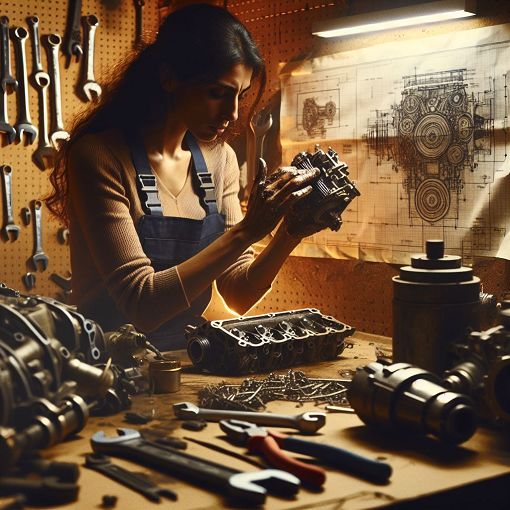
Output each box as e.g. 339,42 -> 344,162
392,240 -> 480,374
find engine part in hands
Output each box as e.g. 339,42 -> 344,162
186,308 -> 354,374
241,107 -> 273,209
183,435 -> 266,469
173,401 -> 326,434
10,26 -> 37,145
348,361 -> 477,444
0,17 -> 17,144
78,15 -> 102,102
444,307 -> 510,425
133,0 -> 145,47
91,428 -> 300,505
149,356 -> 181,393
220,419 -> 326,486
27,17 -> 56,170
199,369 -> 351,411
43,34 -> 70,147
393,239 -> 485,374
1,165 -> 21,241
85,453 -> 177,502
30,200 -> 49,271
221,419 -> 392,484
62,0 -> 83,67
289,145 -> 360,234
21,272 -> 36,291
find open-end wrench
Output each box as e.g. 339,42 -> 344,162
62,0 -> 83,68
0,17 -> 17,93
85,453 -> 177,502
241,108 -> 273,207
28,16 -> 55,170
0,17 -> 16,143
78,15 -> 101,102
43,34 -> 69,147
133,0 -> 145,47
91,428 -> 300,505
173,402 -> 326,434
1,165 -> 21,241
31,200 -> 49,271
11,27 -> 38,145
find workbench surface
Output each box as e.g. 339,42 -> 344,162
9,332 -> 510,510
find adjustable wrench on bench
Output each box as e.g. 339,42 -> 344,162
1,165 -> 21,241
11,26 -> 38,145
91,428 -> 300,505
31,200 -> 49,271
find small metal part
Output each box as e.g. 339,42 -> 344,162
21,206 -> 30,226
124,412 -> 152,425
149,357 -> 181,394
57,226 -> 69,244
22,272 -> 36,290
101,494 -> 118,508
325,405 -> 356,413
181,420 -> 207,431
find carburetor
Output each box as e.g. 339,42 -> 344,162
289,145 -> 360,234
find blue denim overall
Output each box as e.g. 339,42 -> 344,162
84,131 -> 225,351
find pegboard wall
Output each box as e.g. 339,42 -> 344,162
0,0 -> 159,298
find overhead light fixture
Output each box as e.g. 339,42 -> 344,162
312,0 -> 477,38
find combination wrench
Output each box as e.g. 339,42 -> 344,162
11,26 -> 38,145
78,15 -> 101,102
62,0 -> 83,68
0,17 -> 16,143
43,34 -> 69,147
173,402 -> 326,434
1,165 -> 21,241
31,199 -> 49,271
91,428 -> 300,505
27,16 -> 56,170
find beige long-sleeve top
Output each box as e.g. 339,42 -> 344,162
67,129 -> 264,333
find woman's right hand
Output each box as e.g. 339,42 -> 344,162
240,158 -> 319,242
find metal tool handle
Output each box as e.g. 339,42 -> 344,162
46,34 -> 64,130
1,165 -> 14,222
83,15 -> 98,82
33,200 -> 43,251
275,435 -> 392,482
0,16 -> 17,91
27,16 -> 43,75
198,409 -> 301,429
248,435 -> 326,487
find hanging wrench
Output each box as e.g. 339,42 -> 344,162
241,108 -> 273,206
0,17 -> 17,93
11,26 -> 38,145
31,200 -> 49,271
0,17 -> 16,143
133,0 -> 145,47
43,34 -> 69,147
27,17 -> 56,170
62,0 -> 83,68
91,428 -> 300,505
1,165 -> 21,241
78,15 -> 101,102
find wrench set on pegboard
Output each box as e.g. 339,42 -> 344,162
0,0 -> 159,299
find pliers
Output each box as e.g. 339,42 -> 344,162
220,419 -> 392,486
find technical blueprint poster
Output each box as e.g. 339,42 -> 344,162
280,24 -> 510,264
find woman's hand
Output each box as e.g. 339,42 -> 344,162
240,158 -> 319,242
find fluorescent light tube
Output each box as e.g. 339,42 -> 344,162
312,0 -> 476,38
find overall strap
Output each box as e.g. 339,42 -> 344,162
125,130 -> 163,216
185,131 -> 218,215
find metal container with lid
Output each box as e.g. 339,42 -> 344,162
392,239 -> 480,374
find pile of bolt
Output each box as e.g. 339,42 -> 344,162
198,369 -> 351,411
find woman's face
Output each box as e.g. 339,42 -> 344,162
171,63 -> 253,142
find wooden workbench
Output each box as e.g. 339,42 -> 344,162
8,332 -> 510,509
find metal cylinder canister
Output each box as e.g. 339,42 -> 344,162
392,239 -> 480,374
148,357 -> 181,394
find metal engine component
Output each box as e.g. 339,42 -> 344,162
444,308 -> 510,424
186,308 -> 354,375
348,361 -> 477,444
289,145 -> 360,234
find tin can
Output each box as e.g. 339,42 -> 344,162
148,357 -> 181,393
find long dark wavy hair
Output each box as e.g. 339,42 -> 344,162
46,3 -> 266,225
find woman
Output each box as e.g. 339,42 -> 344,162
46,3 -> 320,350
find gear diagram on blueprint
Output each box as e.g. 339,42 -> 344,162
280,24 -> 510,264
